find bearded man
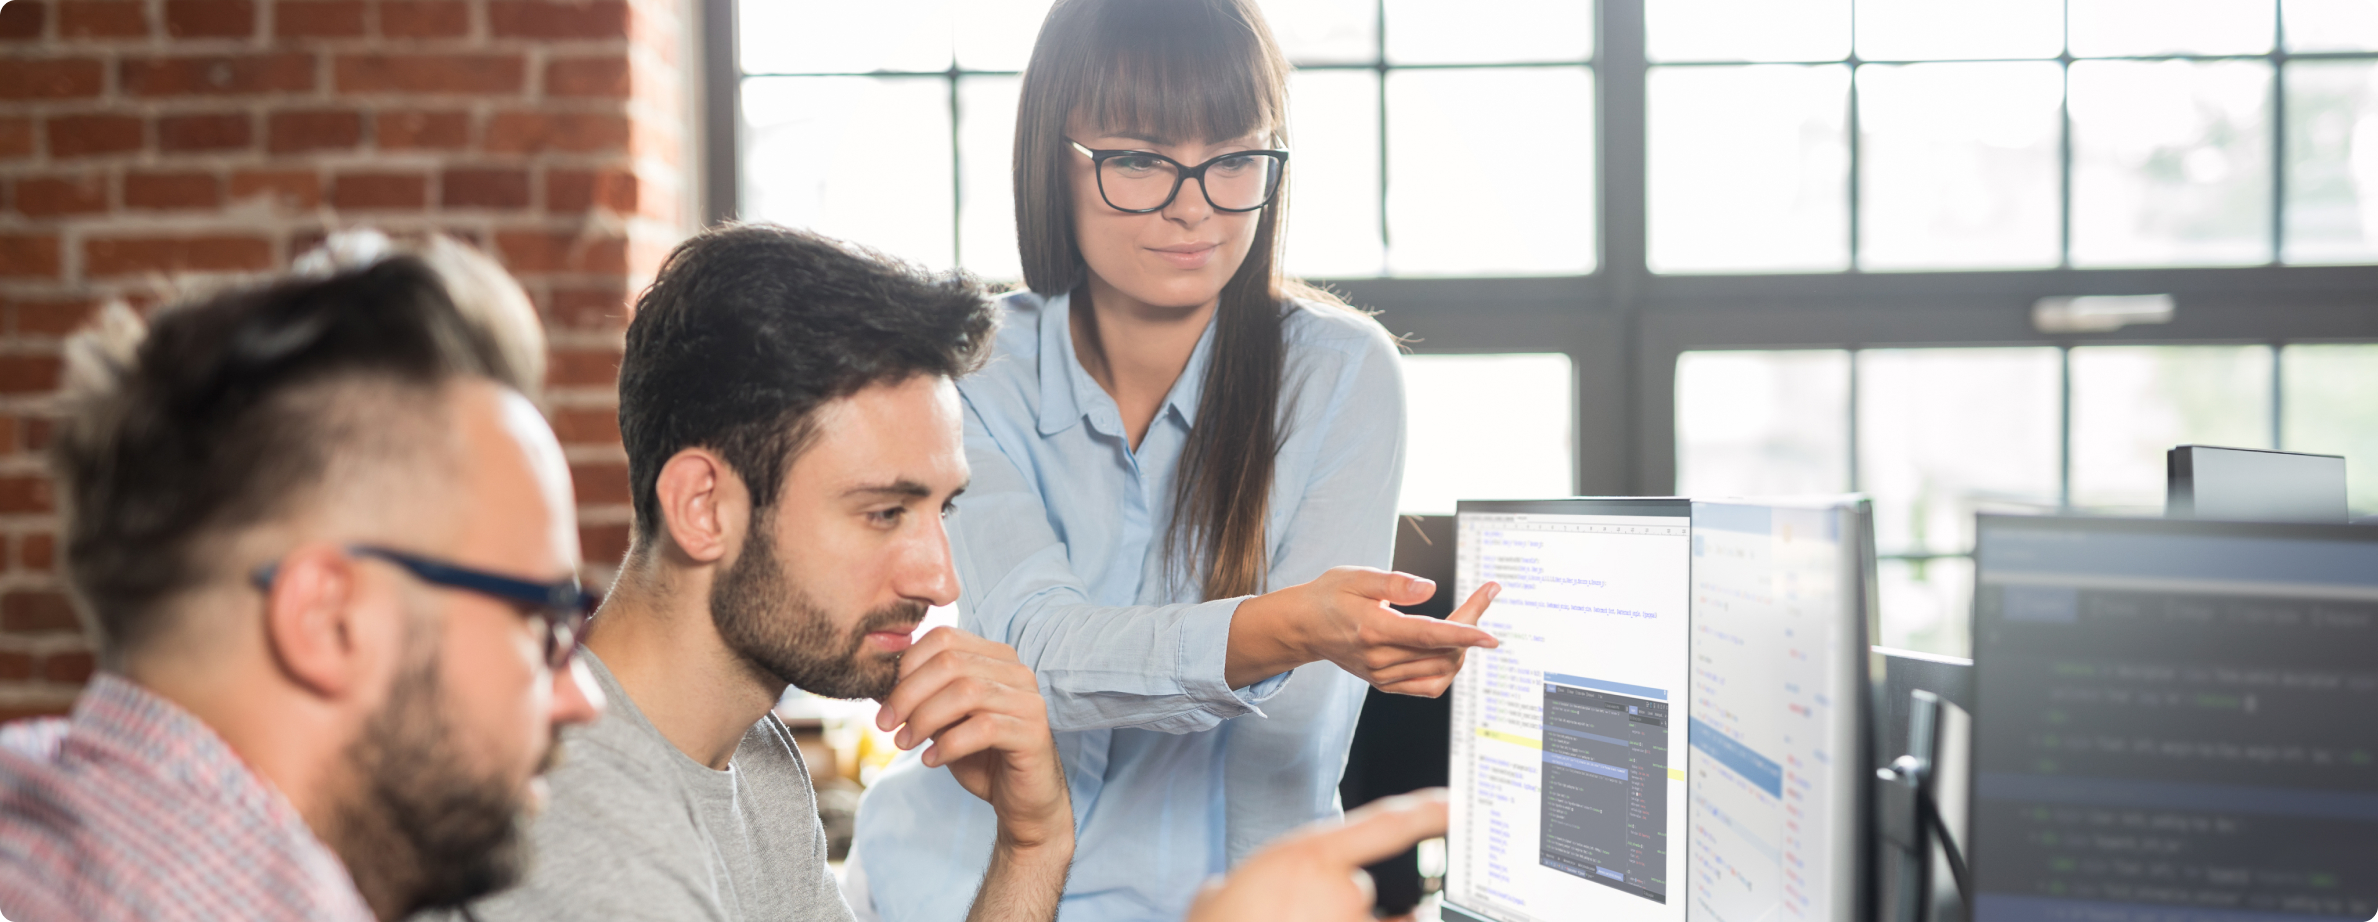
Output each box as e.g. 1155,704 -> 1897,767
443,224 -> 1074,922
0,244 -> 602,922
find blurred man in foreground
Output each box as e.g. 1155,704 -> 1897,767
0,243 -> 602,922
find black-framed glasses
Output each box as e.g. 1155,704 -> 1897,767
252,545 -> 597,670
1068,139 -> 1289,214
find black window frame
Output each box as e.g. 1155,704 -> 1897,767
699,0 -> 2378,503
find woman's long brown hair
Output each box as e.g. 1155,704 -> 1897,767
1012,0 -> 1307,599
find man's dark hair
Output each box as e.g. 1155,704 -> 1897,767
618,223 -> 997,546
53,257 -> 517,660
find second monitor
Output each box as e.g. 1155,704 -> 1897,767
1442,498 -> 1871,922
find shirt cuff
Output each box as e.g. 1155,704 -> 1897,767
1178,596 -> 1294,720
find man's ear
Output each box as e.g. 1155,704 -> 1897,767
261,543 -> 367,698
656,448 -> 744,566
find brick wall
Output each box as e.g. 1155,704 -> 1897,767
0,0 -> 694,718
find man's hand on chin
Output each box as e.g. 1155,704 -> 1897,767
875,626 -> 1074,852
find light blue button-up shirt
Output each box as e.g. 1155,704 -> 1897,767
848,289 -> 1407,922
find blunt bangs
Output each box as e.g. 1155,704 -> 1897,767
1073,1 -> 1284,146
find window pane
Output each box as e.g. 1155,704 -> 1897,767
2284,60 -> 2378,264
1260,0 -> 1377,65
1857,348 -> 2061,555
1674,350 -> 1851,496
1648,65 -> 1850,273
1285,69 -> 1383,278
741,76 -> 955,269
1645,0 -> 1849,62
1877,557 -> 1973,658
1858,62 -> 2062,270
1385,67 -> 1595,276
953,0 -> 1056,72
2281,344 -> 2378,517
2070,60 -> 2274,268
2285,0 -> 2378,51
1399,354 -> 1574,514
1384,0 -> 1592,64
2069,0 -> 2277,56
1854,0 -> 2062,61
738,0 -> 953,75
2069,345 -> 2274,512
958,77 -> 1022,281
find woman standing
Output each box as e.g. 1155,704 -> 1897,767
850,2 -> 1498,918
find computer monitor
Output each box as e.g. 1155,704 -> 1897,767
1687,500 -> 1874,922
2167,445 -> 2348,523
1443,498 -> 1875,922
1970,515 -> 2378,922
1446,498 -> 1694,922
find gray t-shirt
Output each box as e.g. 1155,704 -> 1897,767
440,652 -> 855,922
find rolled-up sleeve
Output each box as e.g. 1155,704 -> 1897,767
952,399 -> 1290,735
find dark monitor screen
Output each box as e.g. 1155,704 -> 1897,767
1971,515 -> 2378,922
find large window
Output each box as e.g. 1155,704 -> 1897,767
710,0 -> 2378,658
733,0 -> 1599,279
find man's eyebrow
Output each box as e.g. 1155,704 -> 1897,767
843,480 -> 934,499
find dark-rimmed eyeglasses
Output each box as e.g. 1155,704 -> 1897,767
1068,139 -> 1289,214
251,545 -> 596,670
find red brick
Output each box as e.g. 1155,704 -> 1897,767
547,348 -> 622,386
229,169 -> 320,210
0,118 -> 31,158
0,59 -> 102,100
0,235 -> 62,278
124,171 -> 220,209
2,592 -> 78,633
380,0 -> 466,36
164,0 -> 253,36
546,168 -> 638,214
0,702 -> 73,721
570,461 -> 630,505
45,114 -> 140,157
489,0 -> 626,38
485,112 -> 628,154
266,109 -> 360,153
274,0 -> 360,36
157,112 -> 252,152
441,167 -> 528,208
548,285 -> 629,329
549,404 -> 621,444
497,230 -> 627,274
58,1 -> 147,36
21,417 -> 51,451
21,533 -> 54,571
42,650 -> 94,683
0,416 -> 16,453
335,53 -> 524,94
580,522 -> 630,566
13,298 -> 93,335
0,650 -> 30,681
330,172 -> 425,209
0,0 -> 46,38
0,475 -> 53,512
376,110 -> 467,149
13,175 -> 107,217
122,53 -> 313,96
85,235 -> 273,277
546,57 -> 628,98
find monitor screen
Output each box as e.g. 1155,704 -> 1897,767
1446,499 -> 1694,922
1687,501 -> 1870,922
1971,515 -> 2378,922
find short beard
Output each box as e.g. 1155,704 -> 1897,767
332,624 -> 552,917
711,522 -> 922,701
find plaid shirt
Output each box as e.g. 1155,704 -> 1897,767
0,673 -> 376,922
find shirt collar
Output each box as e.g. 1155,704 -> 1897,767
1034,290 -> 1223,437
72,672 -> 285,805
